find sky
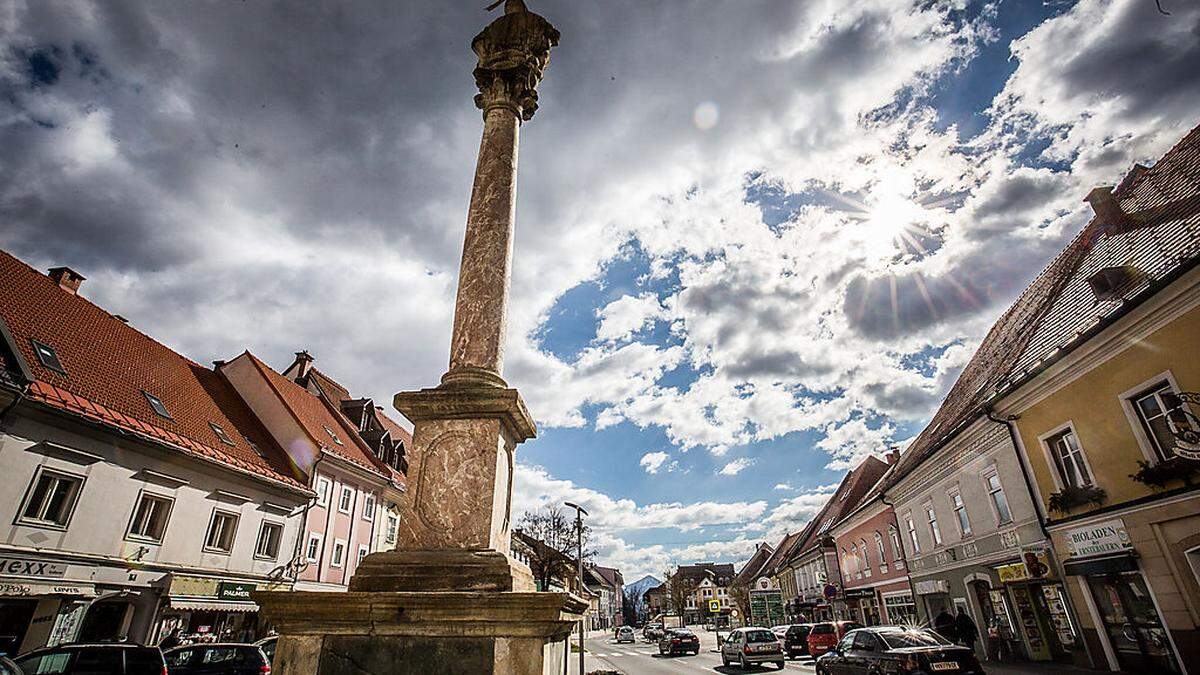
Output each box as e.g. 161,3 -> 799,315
3,0 -> 1199,580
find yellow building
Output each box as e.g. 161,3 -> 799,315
994,125 -> 1200,673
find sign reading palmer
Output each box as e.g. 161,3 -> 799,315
1065,519 -> 1131,558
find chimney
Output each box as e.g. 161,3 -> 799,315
886,448 -> 900,465
48,267 -> 85,295
1084,186 -> 1132,229
293,350 -> 315,379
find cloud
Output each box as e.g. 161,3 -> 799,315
774,483 -> 793,491
596,293 -> 666,343
639,451 -> 670,474
718,458 -> 755,476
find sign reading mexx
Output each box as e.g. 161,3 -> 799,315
0,556 -> 67,578
1065,519 -> 1131,558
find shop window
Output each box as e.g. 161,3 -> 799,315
1045,427 -> 1093,488
204,510 -> 239,553
925,504 -> 942,546
331,540 -> 346,567
1129,381 -> 1190,462
338,486 -> 354,514
363,494 -> 376,520
19,468 -> 84,529
127,492 -> 173,542
315,476 -> 331,507
255,521 -> 282,559
950,490 -> 971,537
984,471 -> 1012,524
305,532 -> 323,562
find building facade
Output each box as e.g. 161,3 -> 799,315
828,488 -> 914,627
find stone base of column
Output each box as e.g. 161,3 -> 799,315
256,589 -> 586,675
350,549 -> 536,593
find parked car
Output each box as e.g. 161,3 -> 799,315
0,656 -> 21,675
770,625 -> 790,638
615,627 -> 635,644
806,620 -> 863,658
642,622 -> 663,641
164,643 -> 270,674
657,629 -> 700,656
252,637 -> 276,665
14,643 -> 167,675
719,627 -> 784,670
815,626 -> 983,675
783,624 -> 813,658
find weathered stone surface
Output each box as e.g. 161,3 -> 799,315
350,549 -> 534,593
320,636 -> 493,675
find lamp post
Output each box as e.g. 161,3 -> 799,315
565,501 -> 588,675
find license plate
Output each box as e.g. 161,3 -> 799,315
931,663 -> 959,671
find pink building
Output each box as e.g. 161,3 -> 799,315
220,352 -> 405,591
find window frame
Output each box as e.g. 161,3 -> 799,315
1119,372 -> 1190,464
30,338 -> 67,375
981,467 -> 1013,525
125,490 -> 175,543
888,525 -> 903,560
338,485 -> 354,514
948,487 -> 972,537
924,502 -> 943,547
357,544 -> 370,567
203,508 -> 240,554
305,531 -> 324,563
1037,421 -> 1096,490
17,466 -> 86,530
255,520 -> 283,560
315,476 -> 331,507
363,494 -> 376,521
142,390 -> 173,420
385,513 -> 399,544
904,513 -> 921,554
209,422 -> 236,447
330,539 -> 347,568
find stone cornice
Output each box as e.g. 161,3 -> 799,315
393,384 -> 536,443
471,10 -> 560,121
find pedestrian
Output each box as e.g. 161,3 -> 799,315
933,608 -> 957,643
955,608 -> 979,653
986,615 -> 1010,661
159,628 -> 183,651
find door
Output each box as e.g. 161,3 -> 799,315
78,600 -> 132,642
0,599 -> 37,655
1086,573 -> 1180,673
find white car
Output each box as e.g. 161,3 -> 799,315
616,626 -> 636,643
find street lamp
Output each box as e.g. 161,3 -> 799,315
565,501 -> 588,675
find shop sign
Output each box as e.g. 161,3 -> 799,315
997,549 -> 1052,583
843,588 -> 875,600
217,582 -> 256,601
1064,519 -> 1131,558
0,581 -> 89,596
913,579 -> 948,595
0,556 -> 67,578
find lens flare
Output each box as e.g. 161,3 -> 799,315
693,102 -> 719,130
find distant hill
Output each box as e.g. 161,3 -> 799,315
625,574 -> 662,606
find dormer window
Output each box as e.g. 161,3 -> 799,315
1086,265 -> 1142,302
142,391 -> 172,420
31,339 -> 67,375
323,425 -> 344,446
209,422 -> 235,446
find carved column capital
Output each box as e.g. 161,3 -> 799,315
471,11 -> 560,121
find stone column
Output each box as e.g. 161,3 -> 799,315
256,6 -> 583,674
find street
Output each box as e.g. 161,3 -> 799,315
572,629 -> 817,675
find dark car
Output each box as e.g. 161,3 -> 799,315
252,638 -> 276,665
164,644 -> 270,674
783,624 -> 813,658
657,629 -> 700,656
0,656 -> 21,675
14,643 -> 167,675
806,620 -> 863,657
815,626 -> 983,675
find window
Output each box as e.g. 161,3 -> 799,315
888,525 -> 903,560
339,486 -> 354,514
330,540 -> 346,567
358,544 -> 370,566
950,491 -> 971,536
985,472 -> 1012,524
31,338 -> 67,374
256,521 -> 282,559
1132,382 -> 1187,461
204,510 -> 239,553
323,425 -> 344,446
1047,428 -> 1092,488
386,514 -> 399,544
363,494 -> 376,520
315,476 -> 331,507
926,505 -> 942,546
142,390 -> 173,420
906,515 -> 920,553
209,422 -> 236,446
244,437 -> 266,458
874,532 -> 886,561
849,545 -> 860,577
305,532 -> 323,562
127,492 -> 173,542
20,469 -> 84,528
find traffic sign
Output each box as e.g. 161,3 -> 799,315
709,600 -> 720,612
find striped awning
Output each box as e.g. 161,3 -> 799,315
168,598 -> 259,612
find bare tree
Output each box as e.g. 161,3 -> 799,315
729,580 -> 751,624
662,567 -> 697,625
514,506 -> 595,591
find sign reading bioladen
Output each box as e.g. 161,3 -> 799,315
1065,519 -> 1131,557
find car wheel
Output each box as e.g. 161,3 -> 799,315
722,652 -> 730,667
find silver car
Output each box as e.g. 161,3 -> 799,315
615,626 -> 635,644
720,627 -> 785,670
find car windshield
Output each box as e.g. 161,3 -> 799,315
672,630 -> 695,637
880,629 -> 952,648
744,629 -> 776,643
811,623 -> 834,634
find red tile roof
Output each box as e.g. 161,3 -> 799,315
241,352 -> 388,478
782,455 -> 889,566
890,122 -> 1200,484
0,250 -> 308,492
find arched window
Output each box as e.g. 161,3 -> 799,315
874,531 -> 886,562
888,525 -> 902,560
860,538 -> 871,567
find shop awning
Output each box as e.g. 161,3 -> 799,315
1063,552 -> 1137,576
168,598 -> 259,612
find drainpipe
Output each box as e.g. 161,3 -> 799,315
984,407 -> 1095,669
290,454 -> 323,583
